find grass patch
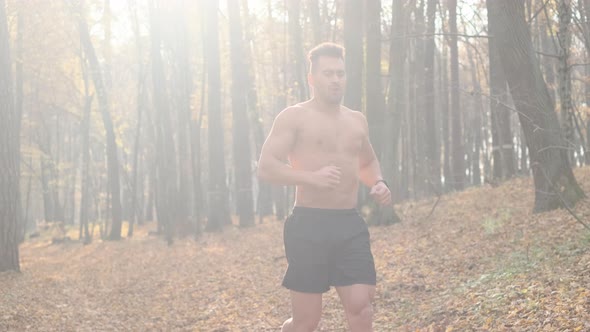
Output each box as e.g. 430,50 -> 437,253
481,208 -> 512,235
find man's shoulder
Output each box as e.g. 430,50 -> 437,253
341,106 -> 367,121
274,105 -> 307,125
282,104 -> 307,114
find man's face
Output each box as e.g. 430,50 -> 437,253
309,56 -> 346,105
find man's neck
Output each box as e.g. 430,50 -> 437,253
310,97 -> 341,113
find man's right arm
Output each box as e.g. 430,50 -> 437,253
257,108 -> 312,186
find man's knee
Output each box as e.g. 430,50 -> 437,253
347,300 -> 373,322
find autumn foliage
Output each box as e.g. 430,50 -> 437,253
2,168 -> 590,331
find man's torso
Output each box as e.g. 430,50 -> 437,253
289,103 -> 366,209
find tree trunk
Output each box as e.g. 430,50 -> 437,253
488,3 -> 515,180
149,0 -> 179,243
78,54 -> 92,243
365,0 -> 398,225
539,5 -> 558,106
412,0 -> 426,197
557,0 -> 574,161
0,0 -> 20,272
385,0 -> 407,201
228,0 -> 255,227
78,3 -> 123,240
127,0 -> 144,237
579,0 -> 590,164
204,0 -> 231,231
441,40 -> 452,191
343,0 -> 363,112
466,46 -> 482,186
172,1 -> 193,236
449,0 -> 464,190
487,0 -> 585,213
287,0 -> 308,101
309,0 -> 322,45
424,0 -> 440,192
365,0 -> 385,158
15,5 -> 24,242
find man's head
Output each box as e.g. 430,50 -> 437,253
307,43 -> 346,105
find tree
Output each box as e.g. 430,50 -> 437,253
557,0 -> 574,160
170,0 -> 195,236
149,0 -> 179,243
488,2 -> 515,180
204,0 -> 231,231
449,0 -> 464,190
78,1 -> 123,240
365,0 -> 385,161
78,56 -> 93,244
380,0 -> 406,224
487,0 -> 585,212
424,0 -> 441,191
228,0 -> 255,227
365,0 -> 399,225
343,0 -> 363,112
581,0 -> 590,164
0,0 -> 20,272
286,0 -> 308,101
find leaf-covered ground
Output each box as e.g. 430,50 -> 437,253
2,168 -> 590,331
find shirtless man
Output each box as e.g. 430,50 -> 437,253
257,43 -> 391,332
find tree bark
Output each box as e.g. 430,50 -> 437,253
309,0 -> 322,45
126,0 -> 144,237
149,0 -> 179,243
78,54 -> 92,244
78,2 -> 123,240
172,1 -> 193,236
0,0 -> 20,272
488,3 -> 515,181
487,0 -> 585,212
424,0 -> 441,192
557,0 -> 574,161
579,0 -> 590,164
204,0 -> 231,231
364,0 -> 399,225
228,0 -> 255,227
449,0 -> 464,190
466,45 -> 483,185
343,0 -> 363,112
440,38 -> 452,191
412,0 -> 426,197
287,0 -> 308,101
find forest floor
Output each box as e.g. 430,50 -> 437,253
2,169 -> 590,331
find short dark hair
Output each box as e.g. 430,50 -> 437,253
307,42 -> 345,73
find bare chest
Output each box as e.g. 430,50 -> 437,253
295,118 -> 364,155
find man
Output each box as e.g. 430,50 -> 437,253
257,42 -> 391,332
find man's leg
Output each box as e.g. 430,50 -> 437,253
282,290 -> 322,332
336,284 -> 376,332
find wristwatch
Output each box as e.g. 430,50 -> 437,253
375,179 -> 389,188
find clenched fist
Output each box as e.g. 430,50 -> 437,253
370,181 -> 392,206
309,165 -> 342,190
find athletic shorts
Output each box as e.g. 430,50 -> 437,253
282,206 -> 376,293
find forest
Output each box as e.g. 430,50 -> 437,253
1,0 -> 590,331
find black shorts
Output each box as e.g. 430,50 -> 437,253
282,207 -> 376,293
